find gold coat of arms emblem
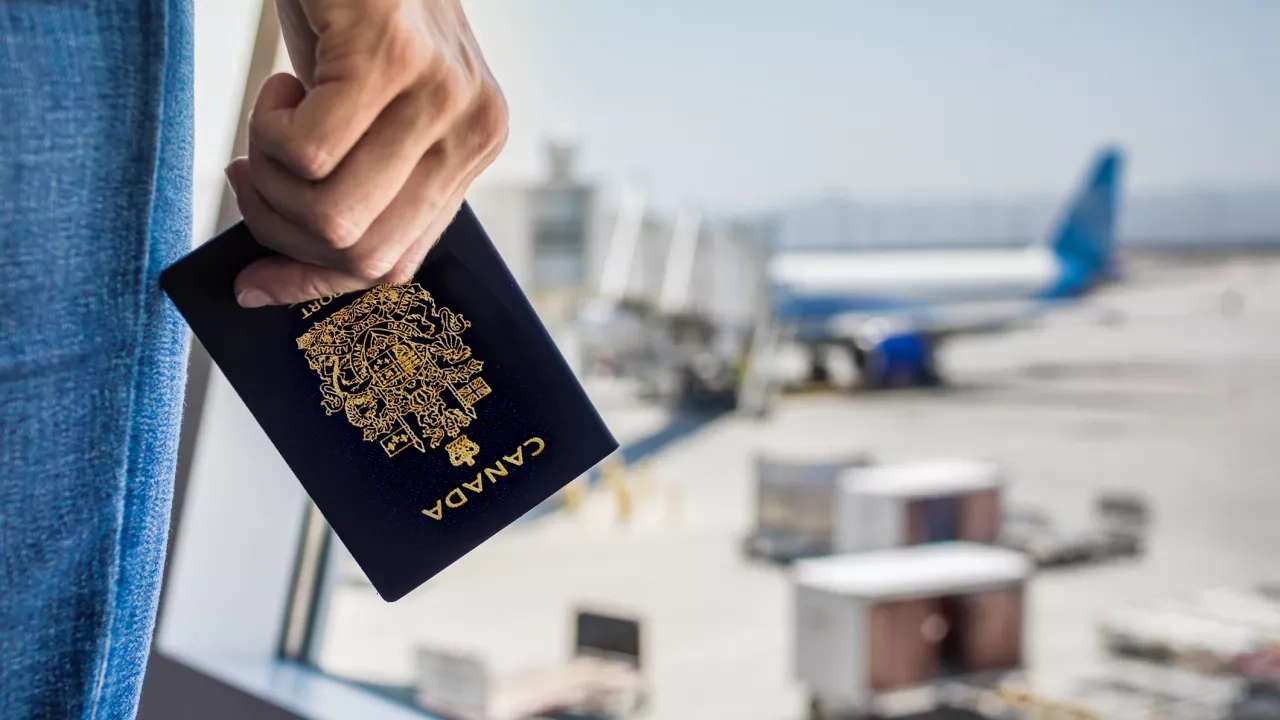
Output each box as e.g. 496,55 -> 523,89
296,283 -> 491,461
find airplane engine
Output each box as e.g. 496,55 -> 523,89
854,330 -> 939,390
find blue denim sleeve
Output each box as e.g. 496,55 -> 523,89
0,2 -> 193,718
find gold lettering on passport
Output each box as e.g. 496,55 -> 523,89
421,437 -> 546,520
295,283 -> 492,459
293,292 -> 346,318
444,487 -> 468,508
446,435 -> 480,467
483,461 -> 508,483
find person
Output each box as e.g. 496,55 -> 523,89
0,1 -> 507,717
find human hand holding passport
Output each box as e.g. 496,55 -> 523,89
162,205 -> 617,601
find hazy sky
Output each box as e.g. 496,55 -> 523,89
463,1 -> 1280,212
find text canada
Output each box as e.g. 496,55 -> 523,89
420,437 -> 545,520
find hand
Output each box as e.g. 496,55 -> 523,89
227,0 -> 508,307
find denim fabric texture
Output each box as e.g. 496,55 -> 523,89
0,2 -> 193,718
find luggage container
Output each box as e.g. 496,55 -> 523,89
415,609 -> 645,720
834,459 -> 1003,554
743,451 -> 872,563
793,543 -> 1032,719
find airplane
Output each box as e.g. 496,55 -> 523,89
764,147 -> 1124,390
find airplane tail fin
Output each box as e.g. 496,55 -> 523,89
1049,147 -> 1124,293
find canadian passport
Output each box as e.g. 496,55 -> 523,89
161,204 -> 617,601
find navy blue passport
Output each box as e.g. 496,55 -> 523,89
161,204 -> 617,601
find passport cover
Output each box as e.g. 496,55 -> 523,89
162,204 -> 617,601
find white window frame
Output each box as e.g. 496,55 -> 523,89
138,3 -> 437,716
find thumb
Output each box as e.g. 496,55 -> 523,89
253,72 -> 306,117
234,257 -> 373,308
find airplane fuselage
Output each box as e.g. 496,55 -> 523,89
769,247 -> 1060,310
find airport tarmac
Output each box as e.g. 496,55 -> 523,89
318,255 -> 1280,719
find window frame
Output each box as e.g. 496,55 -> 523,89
138,3 -> 439,717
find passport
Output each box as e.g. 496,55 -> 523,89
161,204 -> 617,601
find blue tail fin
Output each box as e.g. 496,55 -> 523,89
1050,147 -> 1124,294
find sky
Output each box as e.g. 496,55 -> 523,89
194,1 -> 1280,229
461,1 -> 1280,213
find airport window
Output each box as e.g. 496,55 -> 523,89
533,235 -> 587,288
536,188 -> 590,226
532,188 -> 591,289
142,3 -> 1280,720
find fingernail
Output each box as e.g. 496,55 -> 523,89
237,288 -> 272,308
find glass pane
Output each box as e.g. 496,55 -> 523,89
237,4 -> 1280,720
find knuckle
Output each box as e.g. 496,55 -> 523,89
348,254 -> 396,283
383,28 -> 428,77
310,208 -> 362,250
249,110 -> 331,179
431,67 -> 473,117
283,142 -> 333,180
472,85 -> 510,153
